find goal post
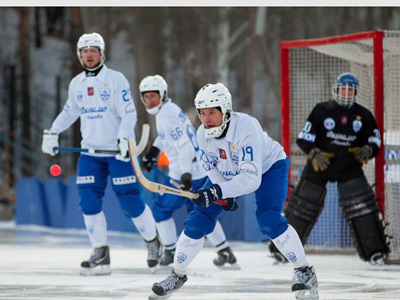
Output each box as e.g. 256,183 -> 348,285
281,30 -> 400,260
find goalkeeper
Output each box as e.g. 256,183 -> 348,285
269,72 -> 390,265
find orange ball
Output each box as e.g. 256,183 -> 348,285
50,164 -> 62,176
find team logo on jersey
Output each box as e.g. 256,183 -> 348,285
100,88 -> 111,101
219,149 -> 227,159
240,161 -> 258,176
200,150 -> 219,171
323,118 -> 335,130
341,116 -> 348,125
87,87 -> 94,96
76,91 -> 83,102
353,119 -> 362,132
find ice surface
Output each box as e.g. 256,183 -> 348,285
0,222 -> 399,300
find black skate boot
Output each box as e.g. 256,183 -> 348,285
292,265 -> 319,300
149,270 -> 188,300
80,245 -> 111,276
213,247 -> 240,270
268,242 -> 288,265
160,249 -> 175,267
146,237 -> 161,273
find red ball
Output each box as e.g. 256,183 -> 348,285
50,164 -> 62,177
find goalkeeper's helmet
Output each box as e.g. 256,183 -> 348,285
194,83 -> 232,138
332,72 -> 359,108
76,32 -> 105,71
139,75 -> 168,115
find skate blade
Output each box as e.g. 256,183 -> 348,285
149,265 -> 160,274
215,262 -> 241,270
80,265 -> 111,276
148,292 -> 172,300
294,288 -> 319,300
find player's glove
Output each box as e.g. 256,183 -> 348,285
348,145 -> 372,164
41,129 -> 59,156
308,147 -> 335,172
141,146 -> 160,172
180,173 -> 192,191
115,137 -> 130,162
221,197 -> 238,211
193,184 -> 223,207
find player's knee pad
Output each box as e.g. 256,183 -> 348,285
113,185 -> 144,218
284,178 -> 326,244
78,186 -> 104,215
184,210 -> 218,239
256,208 -> 288,239
152,203 -> 174,223
338,177 -> 390,261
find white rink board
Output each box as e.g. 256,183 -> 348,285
0,223 -> 399,300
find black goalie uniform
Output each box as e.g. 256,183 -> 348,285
270,100 -> 390,265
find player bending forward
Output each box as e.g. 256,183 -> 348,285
139,74 -> 239,270
148,83 -> 319,300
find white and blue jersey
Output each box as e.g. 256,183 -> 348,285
184,112 -> 290,240
49,65 -> 144,219
150,100 -> 207,223
50,65 -> 137,155
197,112 -> 286,198
153,100 -> 206,181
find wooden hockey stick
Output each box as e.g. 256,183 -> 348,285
128,140 -> 197,198
128,140 -> 227,206
54,124 -> 150,156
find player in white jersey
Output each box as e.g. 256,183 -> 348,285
41,33 -> 159,275
150,83 -> 319,300
139,75 -> 238,269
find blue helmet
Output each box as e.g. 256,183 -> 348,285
332,72 -> 359,108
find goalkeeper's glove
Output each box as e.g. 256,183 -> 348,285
348,145 -> 372,164
308,147 -> 335,172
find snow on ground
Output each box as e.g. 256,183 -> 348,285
0,222 -> 399,300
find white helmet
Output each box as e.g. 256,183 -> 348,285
139,75 -> 168,115
76,32 -> 105,71
194,83 -> 233,138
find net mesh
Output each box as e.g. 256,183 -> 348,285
286,31 -> 400,259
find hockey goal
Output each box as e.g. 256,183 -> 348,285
281,30 -> 400,261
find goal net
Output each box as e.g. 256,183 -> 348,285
281,30 -> 400,261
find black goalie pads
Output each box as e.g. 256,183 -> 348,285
338,176 -> 390,262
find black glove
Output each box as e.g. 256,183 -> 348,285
308,147 -> 335,172
193,184 -> 223,207
141,146 -> 160,172
180,173 -> 192,191
348,145 -> 372,164
221,197 -> 238,211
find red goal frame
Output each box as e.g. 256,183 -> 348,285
280,30 -> 385,215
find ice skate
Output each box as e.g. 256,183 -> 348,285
146,237 -> 161,273
292,265 -> 319,300
369,252 -> 385,266
149,270 -> 188,300
213,247 -> 240,270
160,249 -> 175,267
80,245 -> 111,276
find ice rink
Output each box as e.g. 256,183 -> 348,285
1,222 -> 399,300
